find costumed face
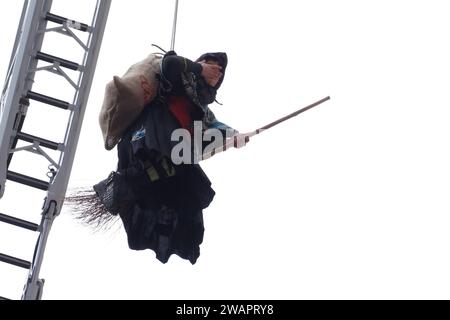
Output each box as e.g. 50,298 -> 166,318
198,60 -> 223,87
196,52 -> 228,105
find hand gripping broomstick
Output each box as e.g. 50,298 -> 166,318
200,96 -> 331,161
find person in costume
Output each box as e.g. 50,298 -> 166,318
113,51 -> 245,264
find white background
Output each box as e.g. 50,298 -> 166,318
0,0 -> 449,299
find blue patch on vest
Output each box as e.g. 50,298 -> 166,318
132,127 -> 146,142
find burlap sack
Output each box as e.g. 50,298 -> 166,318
99,54 -> 162,150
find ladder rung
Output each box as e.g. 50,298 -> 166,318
26,91 -> 70,110
16,132 -> 61,151
0,253 -> 31,270
0,213 -> 39,232
36,51 -> 80,71
7,171 -> 49,191
45,12 -> 89,32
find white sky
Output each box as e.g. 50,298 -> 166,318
1,0 -> 450,300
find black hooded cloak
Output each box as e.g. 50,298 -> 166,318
116,51 -> 230,264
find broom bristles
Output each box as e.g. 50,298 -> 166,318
65,187 -> 119,231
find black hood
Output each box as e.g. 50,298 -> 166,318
194,52 -> 227,105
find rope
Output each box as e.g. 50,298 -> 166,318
151,43 -> 167,54
170,0 -> 179,51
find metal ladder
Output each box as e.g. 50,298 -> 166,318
0,0 -> 111,300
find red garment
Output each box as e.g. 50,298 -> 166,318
169,96 -> 194,132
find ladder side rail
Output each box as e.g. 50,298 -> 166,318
2,0 -> 29,87
51,0 -> 112,207
21,0 -> 112,300
0,0 -> 53,198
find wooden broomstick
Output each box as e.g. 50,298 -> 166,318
200,96 -> 331,161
